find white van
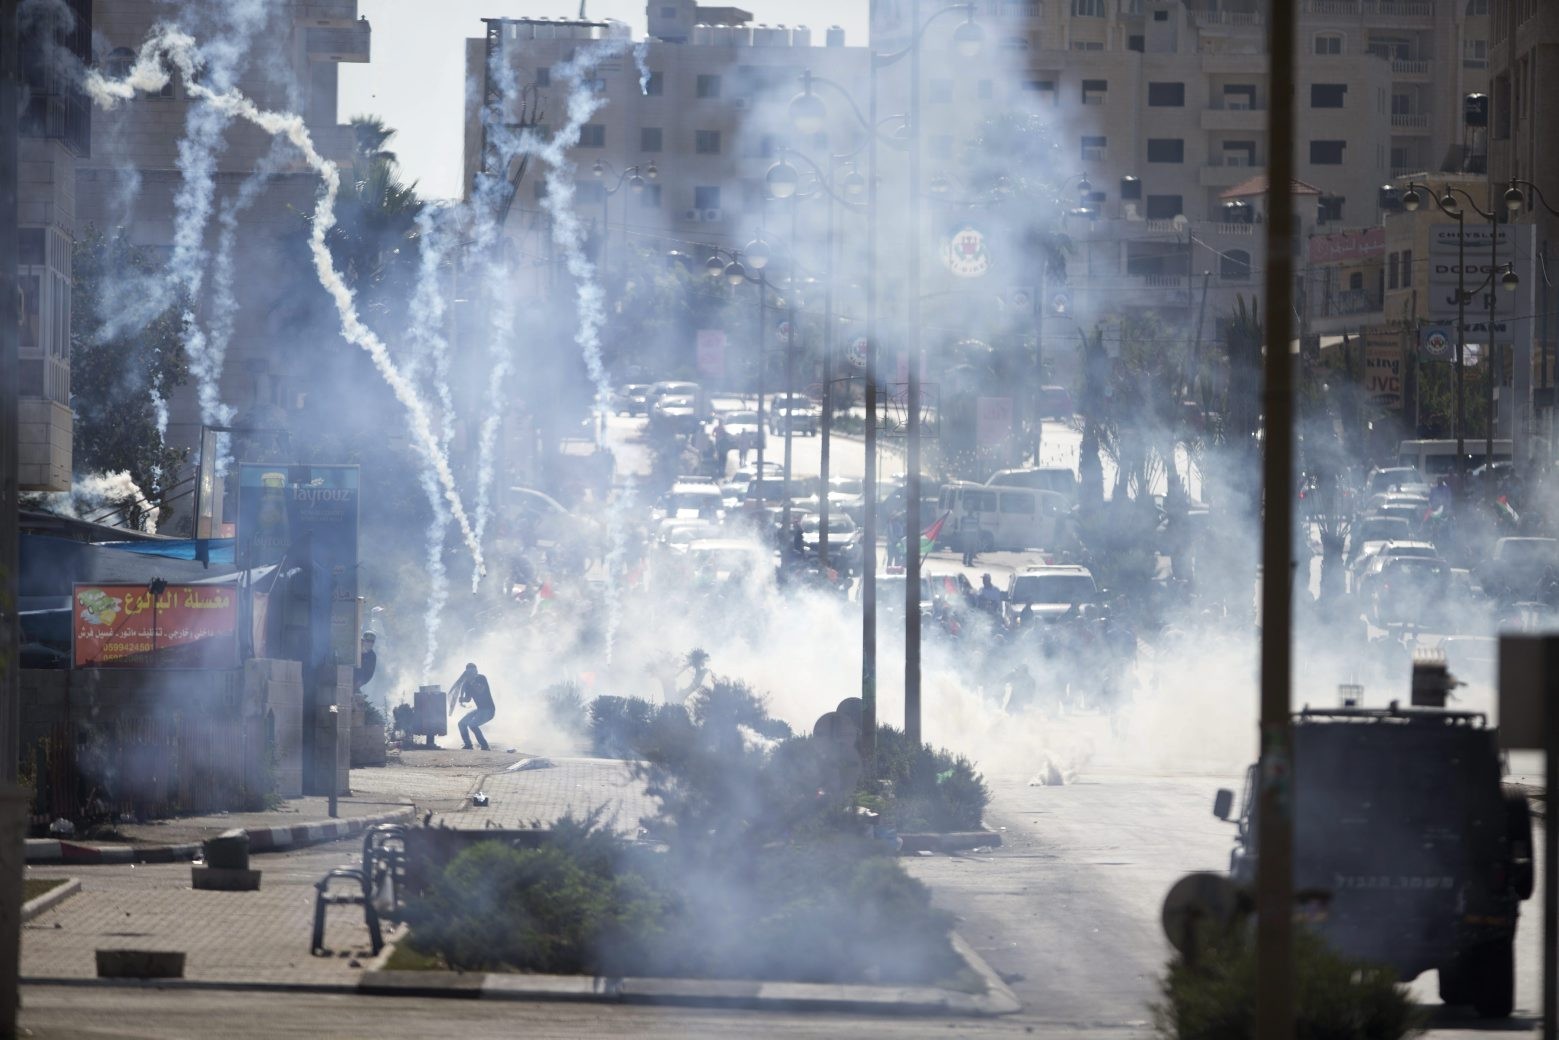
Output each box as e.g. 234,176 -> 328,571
936,481 -> 1071,552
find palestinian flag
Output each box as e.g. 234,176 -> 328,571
899,510 -> 951,558
1497,495 -> 1520,525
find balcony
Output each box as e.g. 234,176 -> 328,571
1390,58 -> 1433,79
1299,0 -> 1431,19
1194,10 -> 1266,28
1201,104 -> 1267,132
1390,112 -> 1430,132
1317,288 -> 1384,318
1197,219 -> 1258,237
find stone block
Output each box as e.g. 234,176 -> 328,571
191,866 -> 262,891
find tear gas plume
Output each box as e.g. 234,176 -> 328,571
632,40 -> 651,96
84,28 -> 486,578
508,38 -> 636,659
39,471 -> 160,533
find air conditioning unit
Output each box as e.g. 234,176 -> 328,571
702,208 -> 722,222
684,208 -> 701,222
1226,97 -> 1251,110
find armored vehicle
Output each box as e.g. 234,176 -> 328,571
1214,668 -> 1533,1018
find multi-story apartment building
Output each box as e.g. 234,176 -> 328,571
465,5 -> 868,273
76,1 -> 369,527
18,0 -> 92,493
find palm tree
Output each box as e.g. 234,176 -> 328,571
331,115 -> 423,293
350,115 -> 399,167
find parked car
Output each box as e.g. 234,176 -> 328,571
1347,515 -> 1414,565
985,467 -> 1078,506
1481,537 -> 1559,603
1352,540 -> 1442,599
1035,385 -> 1075,420
768,393 -> 820,436
1003,564 -> 1098,623
1367,555 -> 1453,628
613,383 -> 650,416
798,513 -> 864,571
1365,465 -> 1431,499
651,394 -> 703,434
722,410 -> 766,452
937,481 -> 1071,552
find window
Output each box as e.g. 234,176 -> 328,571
695,130 -> 721,154
1220,249 -> 1252,281
1310,83 -> 1347,108
929,78 -> 953,102
1072,0 -> 1104,14
1401,248 -> 1412,288
1128,35 -> 1144,52
1222,84 -> 1257,109
1072,40 -> 1103,50
1146,194 -> 1183,220
1391,93 -> 1412,115
1348,271 -> 1365,291
1000,493 -> 1035,515
1154,8 -> 1169,19
638,184 -> 662,208
645,71 -> 664,96
640,127 -> 662,152
1148,82 -> 1185,107
1388,251 -> 1399,290
1466,0 -> 1487,11
105,46 -> 135,79
660,4 -> 677,15
1147,138 -> 1184,163
1367,35 -> 1411,61
535,67 -> 551,87
1081,135 -> 1106,160
978,79 -> 993,100
579,124 -> 605,148
693,186 -> 721,210
1024,79 -> 1057,102
1081,79 -> 1108,105
1318,195 -> 1344,223
695,74 -> 721,99
1464,39 -> 1487,65
1309,139 -> 1345,164
1314,33 -> 1343,55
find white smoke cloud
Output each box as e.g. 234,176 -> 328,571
83,26 -> 487,581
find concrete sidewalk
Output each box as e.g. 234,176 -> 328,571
21,755 -> 654,989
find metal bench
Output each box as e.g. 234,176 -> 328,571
309,823 -> 407,956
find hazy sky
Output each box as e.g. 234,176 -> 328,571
337,1 -> 872,201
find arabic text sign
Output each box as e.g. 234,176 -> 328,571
73,583 -> 238,669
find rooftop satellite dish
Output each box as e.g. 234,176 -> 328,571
1171,214 -> 1190,232
1162,872 -> 1239,958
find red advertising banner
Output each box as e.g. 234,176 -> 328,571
73,583 -> 240,669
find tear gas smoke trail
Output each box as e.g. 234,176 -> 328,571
633,41 -> 650,95
406,207 -> 458,676
518,39 -> 635,659
83,28 -> 487,577
41,471 -> 161,533
169,4 -> 268,436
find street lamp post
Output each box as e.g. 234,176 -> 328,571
766,149 -> 866,567
705,246 -> 771,505
1404,182 -> 1504,475
1504,179 -> 1559,461
591,159 -> 656,277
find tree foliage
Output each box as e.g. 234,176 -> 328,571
69,227 -> 190,525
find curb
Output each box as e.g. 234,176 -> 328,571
899,831 -> 1003,854
24,807 -> 416,865
21,878 -> 81,922
21,931 -> 1020,1017
355,929 -> 1019,1017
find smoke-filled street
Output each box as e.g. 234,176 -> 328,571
11,0 -> 1559,1038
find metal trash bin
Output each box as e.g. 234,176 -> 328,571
413,685 -> 447,749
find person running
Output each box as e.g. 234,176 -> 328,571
447,662 -> 495,751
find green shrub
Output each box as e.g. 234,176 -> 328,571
587,695 -> 657,758
399,820 -> 669,976
871,725 -> 991,832
1153,928 -> 1423,1040
693,679 -> 793,742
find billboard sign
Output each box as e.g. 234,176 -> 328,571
1427,223 -> 1536,335
236,464 -> 360,601
1363,331 -> 1403,411
73,582 -> 239,669
976,397 -> 1013,446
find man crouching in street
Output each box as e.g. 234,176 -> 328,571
448,662 -> 495,751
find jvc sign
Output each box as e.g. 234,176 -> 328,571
1427,223 -> 1536,338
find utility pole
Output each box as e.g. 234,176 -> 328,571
1,3 -> 24,1033
903,0 -> 923,747
1256,0 -> 1296,1037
